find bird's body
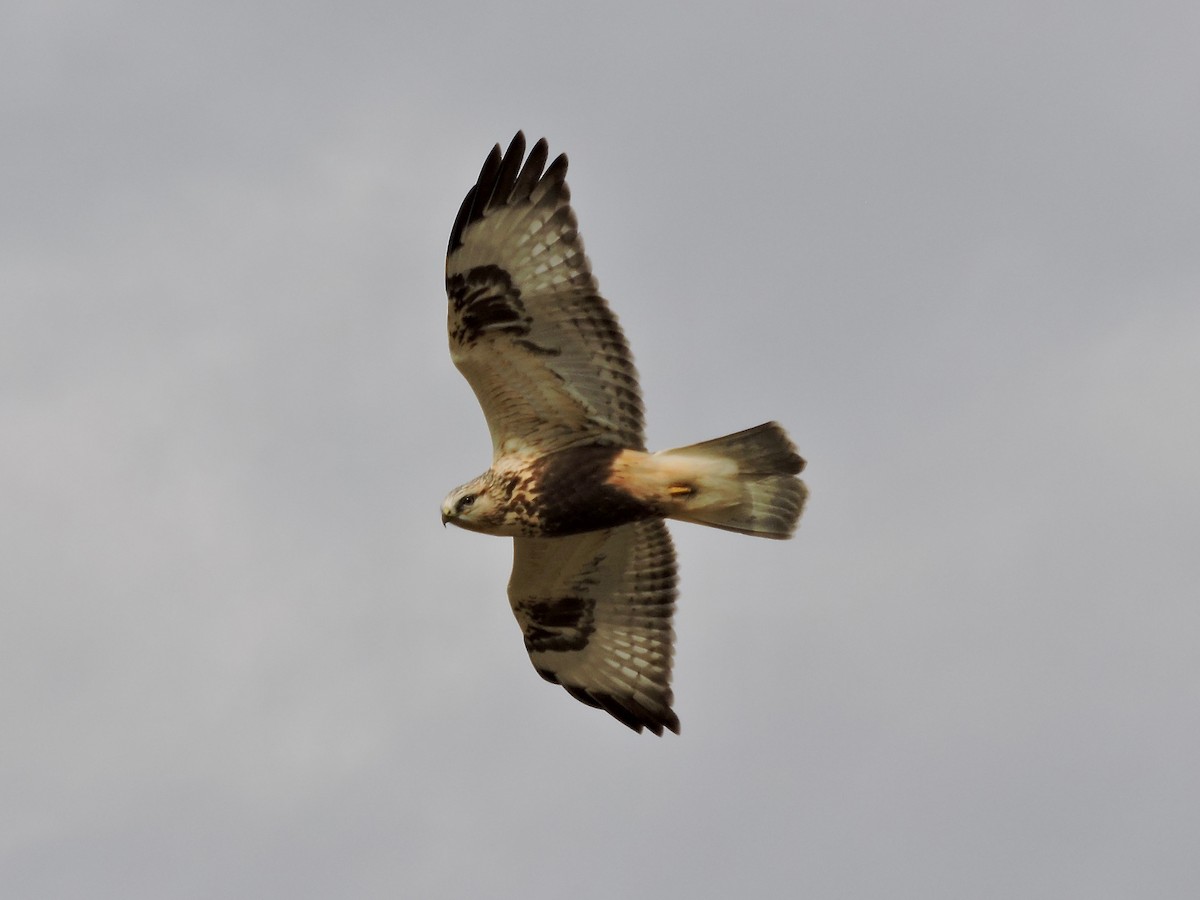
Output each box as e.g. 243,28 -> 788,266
440,133 -> 807,735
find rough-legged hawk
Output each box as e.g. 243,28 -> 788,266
440,133 -> 807,735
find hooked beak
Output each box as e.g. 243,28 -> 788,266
441,512 -> 450,528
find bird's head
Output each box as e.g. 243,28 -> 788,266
441,472 -> 511,534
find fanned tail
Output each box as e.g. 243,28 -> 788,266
657,422 -> 808,539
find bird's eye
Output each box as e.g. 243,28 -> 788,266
456,494 -> 476,512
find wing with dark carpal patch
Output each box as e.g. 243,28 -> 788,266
446,132 -> 645,457
508,520 -> 679,735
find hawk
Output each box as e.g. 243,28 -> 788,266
440,133 -> 807,735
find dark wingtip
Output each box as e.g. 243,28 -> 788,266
446,140 -> 502,255
446,184 -> 477,256
448,132 -> 562,256
543,152 -> 569,188
556,682 -> 679,737
487,132 -> 527,212
512,138 -> 550,202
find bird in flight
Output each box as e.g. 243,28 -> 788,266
440,133 -> 807,735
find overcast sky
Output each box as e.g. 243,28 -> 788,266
4,1 -> 1199,897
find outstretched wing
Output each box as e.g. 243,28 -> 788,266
446,132 -> 645,458
508,519 -> 679,735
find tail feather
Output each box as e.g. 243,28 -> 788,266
658,422 -> 808,539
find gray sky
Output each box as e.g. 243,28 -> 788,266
4,1 -> 1199,897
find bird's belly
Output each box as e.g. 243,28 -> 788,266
516,445 -> 661,537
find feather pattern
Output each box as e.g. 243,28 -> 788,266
508,519 -> 679,735
446,132 -> 645,458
